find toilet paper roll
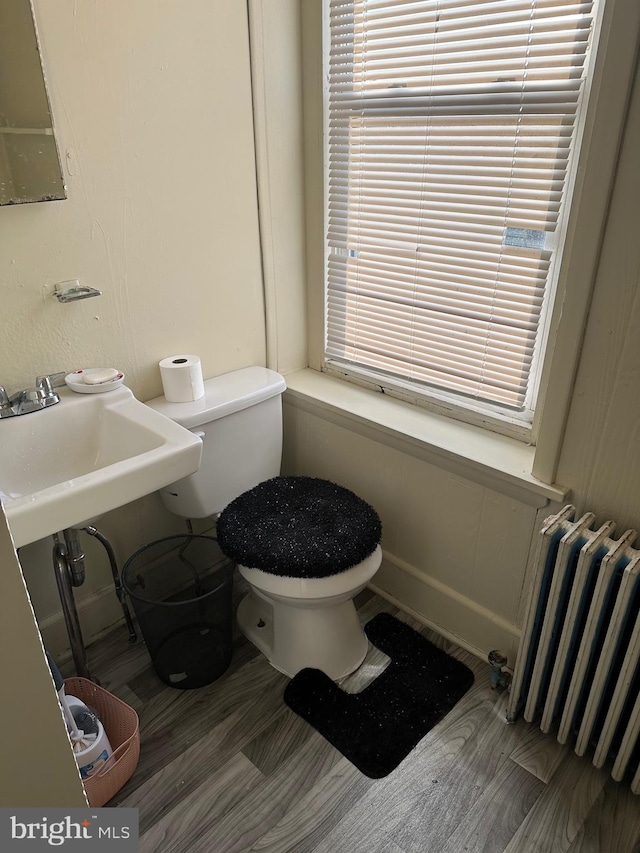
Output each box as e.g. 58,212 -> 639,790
159,355 -> 205,402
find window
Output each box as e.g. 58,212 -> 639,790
324,0 -> 602,437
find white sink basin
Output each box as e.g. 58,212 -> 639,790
0,385 -> 202,547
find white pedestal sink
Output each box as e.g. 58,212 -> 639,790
0,384 -> 202,548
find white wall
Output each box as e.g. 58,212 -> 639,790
1,0 -> 265,398
0,507 -> 86,806
281,402 -> 545,664
0,0 -> 267,655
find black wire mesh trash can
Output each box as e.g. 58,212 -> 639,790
122,535 -> 233,689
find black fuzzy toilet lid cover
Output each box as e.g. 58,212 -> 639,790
216,476 -> 382,579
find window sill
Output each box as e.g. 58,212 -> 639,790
283,368 -> 567,506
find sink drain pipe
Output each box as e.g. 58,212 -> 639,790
52,533 -> 91,680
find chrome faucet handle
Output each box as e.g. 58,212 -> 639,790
35,374 -> 63,407
0,385 -> 12,418
35,375 -> 55,401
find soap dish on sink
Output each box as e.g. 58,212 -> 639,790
65,368 -> 125,394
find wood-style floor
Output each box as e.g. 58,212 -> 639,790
82,588 -> 640,853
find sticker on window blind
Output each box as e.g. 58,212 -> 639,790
503,227 -> 548,251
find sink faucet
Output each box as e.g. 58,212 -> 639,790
1,372 -> 67,417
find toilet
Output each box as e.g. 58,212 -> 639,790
217,475 -> 382,680
147,366 -> 382,680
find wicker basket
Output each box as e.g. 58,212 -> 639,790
64,677 -> 140,807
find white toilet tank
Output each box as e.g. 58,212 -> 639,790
146,366 -> 286,518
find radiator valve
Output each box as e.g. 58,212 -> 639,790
488,650 -> 511,690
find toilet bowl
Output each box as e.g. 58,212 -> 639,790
147,370 -> 382,680
236,546 -> 382,679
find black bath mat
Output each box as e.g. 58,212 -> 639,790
283,612 -> 474,778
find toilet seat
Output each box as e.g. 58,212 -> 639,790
237,547 -> 382,600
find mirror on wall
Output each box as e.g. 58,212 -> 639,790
0,0 -> 66,205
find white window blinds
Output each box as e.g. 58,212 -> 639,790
326,0 -> 598,415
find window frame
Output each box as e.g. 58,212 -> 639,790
304,0 -> 638,462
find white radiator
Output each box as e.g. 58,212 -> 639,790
507,505 -> 640,792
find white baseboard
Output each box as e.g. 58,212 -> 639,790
372,550 -> 522,668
